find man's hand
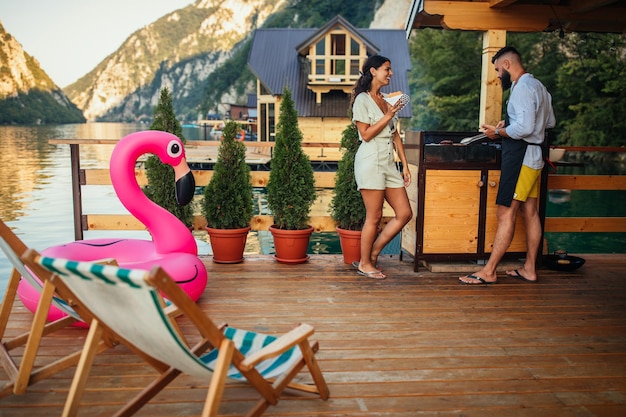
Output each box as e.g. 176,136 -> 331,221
480,120 -> 505,139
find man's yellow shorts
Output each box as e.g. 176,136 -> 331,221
513,165 -> 541,202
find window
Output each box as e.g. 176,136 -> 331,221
305,26 -> 367,90
260,102 -> 275,142
331,34 -> 345,55
350,38 -> 359,55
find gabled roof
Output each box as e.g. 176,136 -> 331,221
294,15 -> 379,57
247,17 -> 412,118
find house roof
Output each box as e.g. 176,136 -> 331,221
294,15 -> 380,56
247,18 -> 412,118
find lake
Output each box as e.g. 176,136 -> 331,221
1,123 -> 625,299
0,123 -> 348,299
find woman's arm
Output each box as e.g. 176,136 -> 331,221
354,99 -> 403,142
393,130 -> 411,187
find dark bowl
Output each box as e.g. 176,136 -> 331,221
543,254 -> 586,271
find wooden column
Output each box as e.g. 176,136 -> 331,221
479,30 -> 506,127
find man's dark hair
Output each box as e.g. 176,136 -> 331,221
492,46 -> 521,64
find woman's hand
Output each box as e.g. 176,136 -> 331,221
403,170 -> 411,187
385,100 -> 403,119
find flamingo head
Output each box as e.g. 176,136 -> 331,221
112,130 -> 196,207
173,160 -> 195,206
155,133 -> 195,207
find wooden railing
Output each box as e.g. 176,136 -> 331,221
50,140 -> 626,241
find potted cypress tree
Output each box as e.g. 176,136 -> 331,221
266,86 -> 316,264
202,120 -> 253,263
144,87 -> 194,229
330,122 -> 366,264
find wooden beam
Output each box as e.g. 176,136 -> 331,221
545,217 -> 626,233
489,0 -> 519,9
82,169 -> 337,188
479,30 -> 506,127
84,214 -> 393,233
83,214 -> 626,233
417,1 -> 626,33
424,2 -> 551,31
569,0 -> 621,14
547,175 -> 626,191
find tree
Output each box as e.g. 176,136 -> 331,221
202,120 -> 253,229
408,28 -> 483,131
555,33 -> 626,148
143,87 -> 194,227
330,122 -> 365,230
407,29 -> 626,150
266,87 -> 316,230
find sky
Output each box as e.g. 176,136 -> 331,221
0,0 -> 194,87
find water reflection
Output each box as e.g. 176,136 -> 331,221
0,126 -> 62,221
0,123 -> 346,299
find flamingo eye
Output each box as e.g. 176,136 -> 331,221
167,139 -> 183,158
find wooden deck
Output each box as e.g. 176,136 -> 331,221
1,253 -> 626,416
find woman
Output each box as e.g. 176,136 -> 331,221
351,55 -> 412,279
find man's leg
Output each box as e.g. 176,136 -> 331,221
459,201 -> 520,284
506,197 -> 541,281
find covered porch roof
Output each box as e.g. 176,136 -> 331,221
406,0 -> 626,35
405,0 -> 626,127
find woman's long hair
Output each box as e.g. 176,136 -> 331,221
350,54 -> 391,109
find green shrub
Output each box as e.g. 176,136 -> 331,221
330,122 -> 365,230
143,87 -> 194,227
202,120 -> 253,229
266,87 -> 316,230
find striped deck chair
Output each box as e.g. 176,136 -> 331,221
0,219 -> 116,397
25,249 -> 330,417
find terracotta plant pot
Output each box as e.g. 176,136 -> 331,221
336,227 -> 362,265
269,225 -> 313,264
206,226 -> 251,264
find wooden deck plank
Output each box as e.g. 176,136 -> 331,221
1,253 -> 625,416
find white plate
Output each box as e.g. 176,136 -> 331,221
384,93 -> 410,107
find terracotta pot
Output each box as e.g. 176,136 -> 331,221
205,226 -> 251,264
336,227 -> 362,265
269,225 -> 313,264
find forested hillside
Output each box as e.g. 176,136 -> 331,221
0,22 -> 85,125
408,29 -> 626,147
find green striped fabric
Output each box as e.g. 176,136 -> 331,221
37,255 -> 302,380
0,238 -> 81,321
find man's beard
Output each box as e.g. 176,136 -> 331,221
501,70 -> 512,90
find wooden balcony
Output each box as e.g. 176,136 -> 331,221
2,139 -> 624,415
1,253 -> 625,416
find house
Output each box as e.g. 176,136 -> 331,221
247,15 -> 412,163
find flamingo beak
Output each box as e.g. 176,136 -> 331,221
173,159 -> 195,206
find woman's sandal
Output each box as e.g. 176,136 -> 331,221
352,261 -> 382,271
357,268 -> 386,280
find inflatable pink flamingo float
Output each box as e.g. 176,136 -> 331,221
17,130 -> 208,321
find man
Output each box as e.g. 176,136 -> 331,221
459,46 -> 556,284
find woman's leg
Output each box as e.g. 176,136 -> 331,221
371,187 -> 412,262
359,189 -> 385,273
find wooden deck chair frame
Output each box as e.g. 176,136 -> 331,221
0,219 -> 117,397
25,249 -> 330,417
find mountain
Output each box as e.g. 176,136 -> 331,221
0,22 -> 85,125
65,0 -> 407,123
1,0 -> 408,125
65,0 -> 286,122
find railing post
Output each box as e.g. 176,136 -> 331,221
69,144 -> 84,241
